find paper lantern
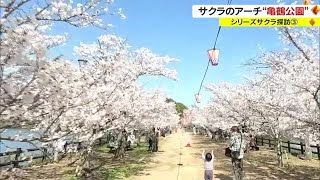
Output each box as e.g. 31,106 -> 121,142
78,59 -> 88,68
207,48 -> 219,66
195,94 -> 201,103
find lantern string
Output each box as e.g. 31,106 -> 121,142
194,0 -> 233,103
197,26 -> 222,95
197,59 -> 210,95
213,26 -> 222,48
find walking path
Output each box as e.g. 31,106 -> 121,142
126,129 -> 234,180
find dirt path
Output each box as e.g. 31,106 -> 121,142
125,129 -> 233,180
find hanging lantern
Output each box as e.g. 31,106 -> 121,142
78,59 -> 88,68
195,94 -> 201,103
303,0 -> 309,5
207,48 -> 219,66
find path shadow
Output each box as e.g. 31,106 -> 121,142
215,173 -> 233,180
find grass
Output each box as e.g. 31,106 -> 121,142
97,164 -> 145,179
62,169 -> 79,180
63,143 -> 152,180
97,143 -> 151,180
130,144 -> 151,160
24,158 -> 47,167
96,145 -> 112,153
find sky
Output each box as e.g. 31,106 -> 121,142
50,0 -> 297,107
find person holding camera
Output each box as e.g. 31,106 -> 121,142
227,126 -> 246,180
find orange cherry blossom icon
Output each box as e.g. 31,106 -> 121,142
309,19 -> 315,26
311,5 -> 320,15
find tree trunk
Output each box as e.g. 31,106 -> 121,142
214,134 -> 219,141
115,132 -> 127,159
136,131 -> 141,146
75,147 -> 93,178
206,129 -> 210,137
305,131 -> 313,160
276,135 -> 284,167
150,130 -> 158,152
152,136 -> 158,152
53,149 -> 59,162
75,155 -> 84,176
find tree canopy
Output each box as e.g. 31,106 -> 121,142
166,98 -> 188,117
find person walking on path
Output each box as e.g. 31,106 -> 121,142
249,134 -> 259,151
228,126 -> 246,180
201,149 -> 214,180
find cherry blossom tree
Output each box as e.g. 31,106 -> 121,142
1,0 -> 180,176
200,21 -> 319,165
0,0 -> 124,129
246,26 -> 320,161
1,1 -> 124,168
